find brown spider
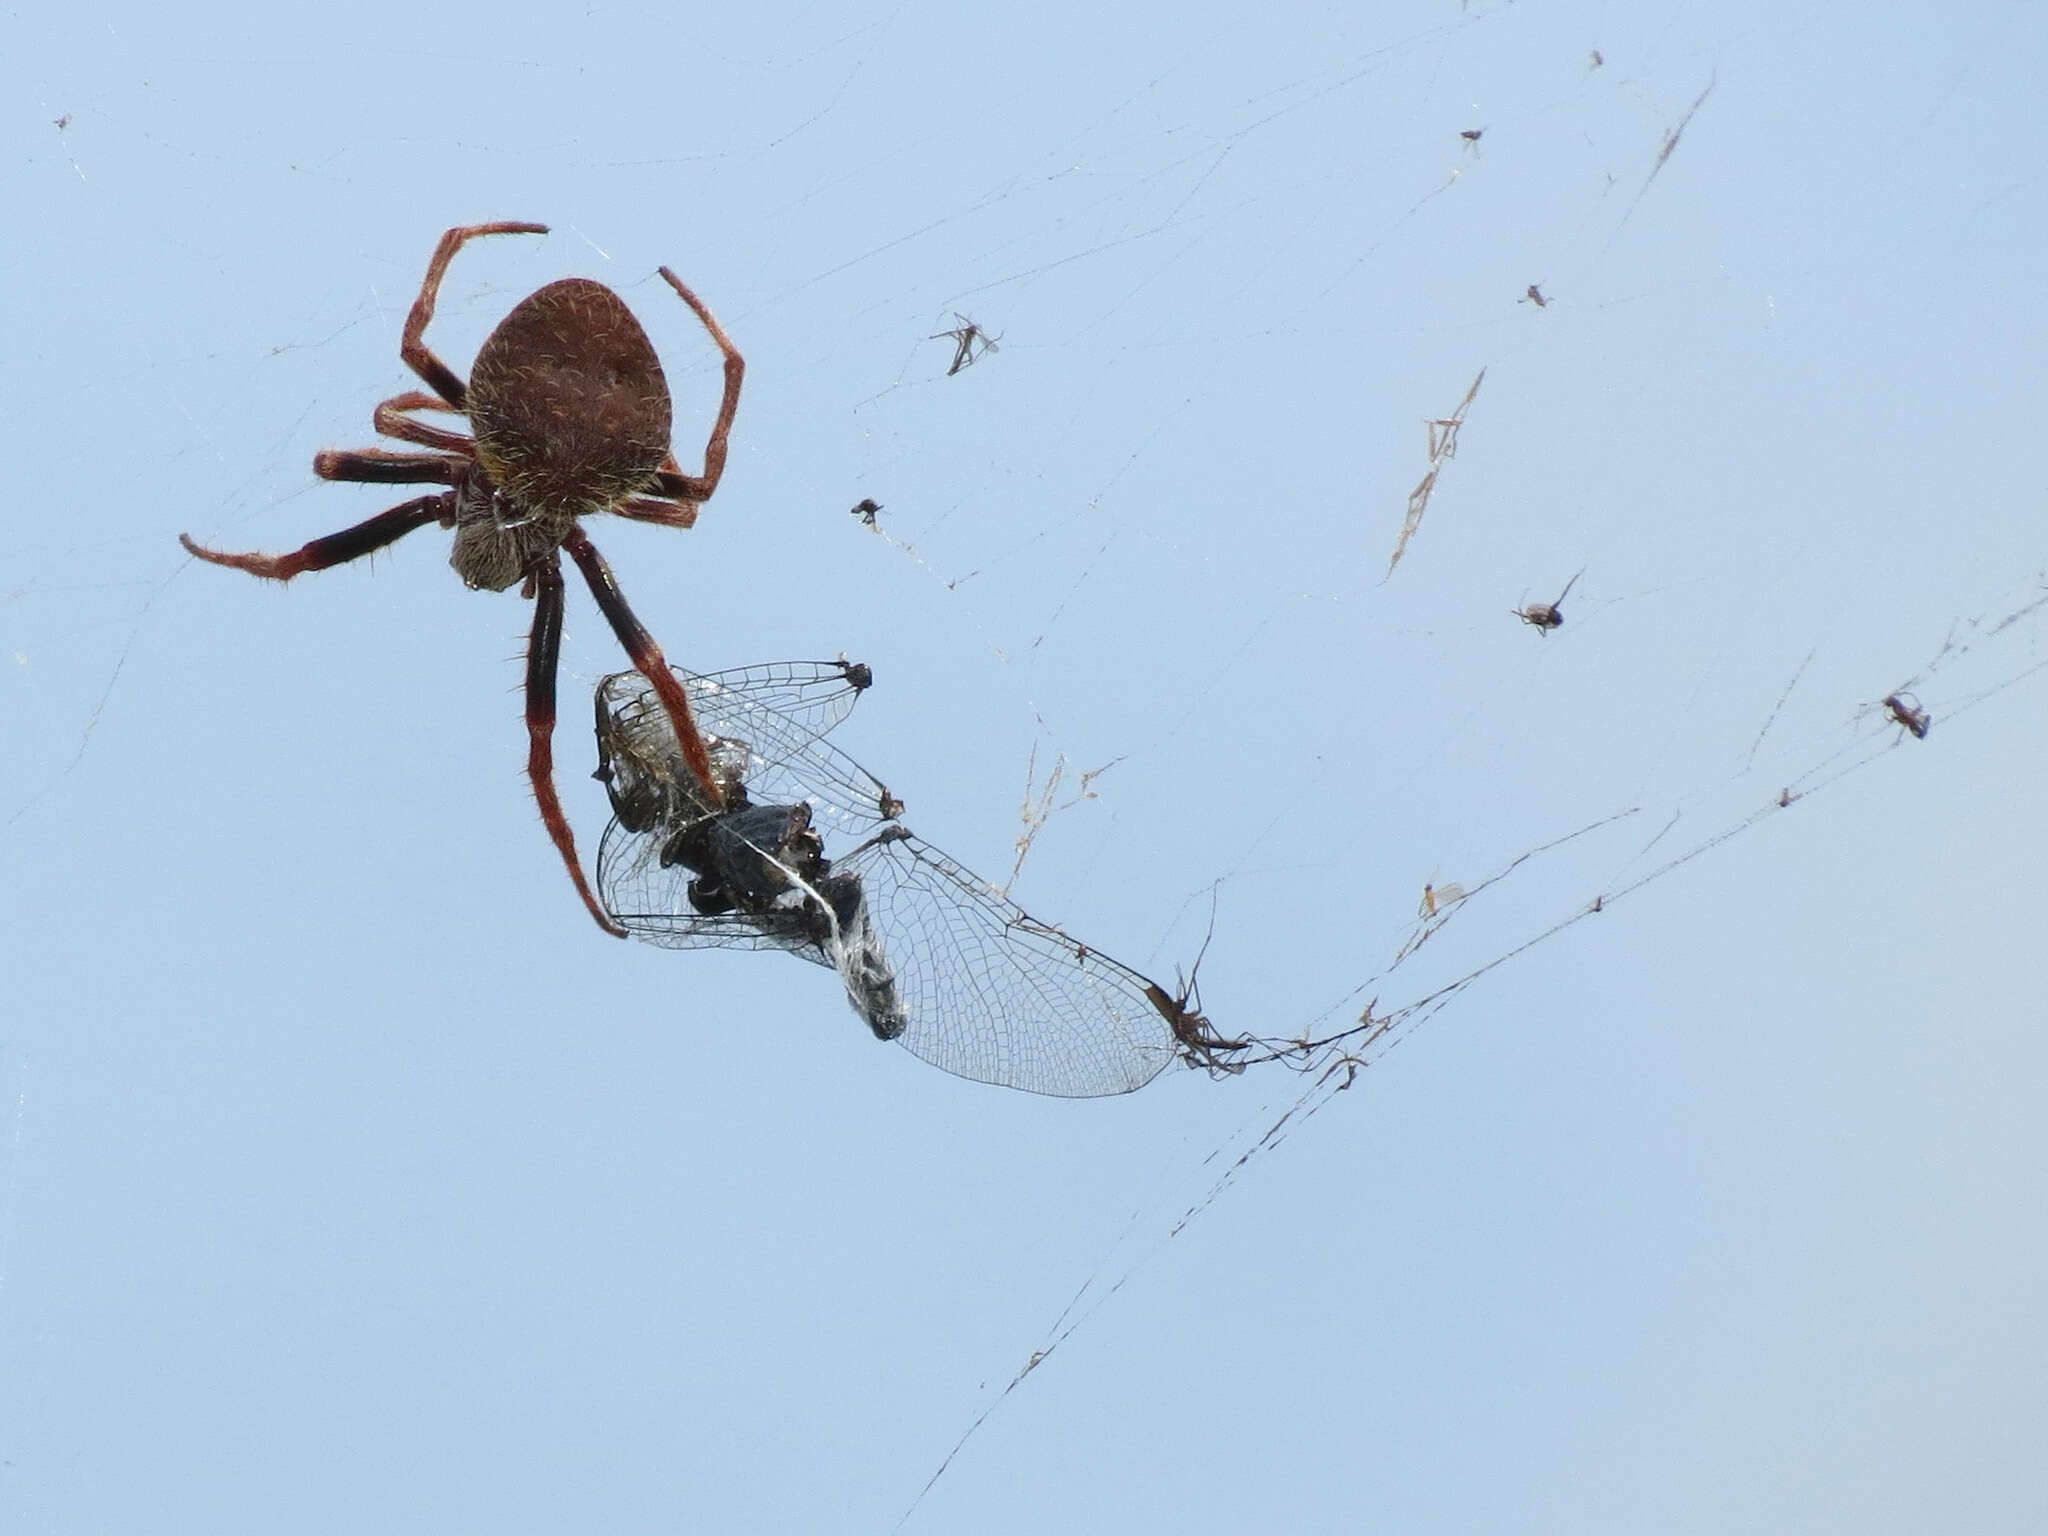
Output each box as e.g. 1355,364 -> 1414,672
179,221 -> 745,938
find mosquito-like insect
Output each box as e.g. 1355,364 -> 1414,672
593,663 -> 1236,1096
930,314 -> 999,376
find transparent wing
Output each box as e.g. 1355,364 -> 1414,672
595,659 -> 889,964
594,666 -> 1193,1097
833,829 -> 1179,1096
593,659 -> 872,838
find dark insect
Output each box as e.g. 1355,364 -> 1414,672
850,497 -> 882,525
593,663 -> 1237,1096
1523,283 -> 1550,308
1513,569 -> 1583,633
1460,128 -> 1485,144
930,314 -> 999,376
179,222 -> 745,936
1882,692 -> 1931,739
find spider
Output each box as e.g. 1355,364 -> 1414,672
179,221 -> 745,938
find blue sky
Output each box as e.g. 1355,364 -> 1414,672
6,1 -> 2047,1530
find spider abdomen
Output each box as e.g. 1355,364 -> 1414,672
467,278 -> 674,517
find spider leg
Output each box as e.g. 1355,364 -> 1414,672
636,453 -> 701,520
561,525 -> 724,807
651,268 -> 745,504
612,496 -> 700,530
402,221 -> 550,410
527,558 -> 628,938
315,449 -> 469,487
373,390 -> 476,454
179,493 -> 450,580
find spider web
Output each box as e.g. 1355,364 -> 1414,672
6,2 -> 2047,1533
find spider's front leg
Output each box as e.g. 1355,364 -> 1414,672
402,221 -> 549,409
179,493 -> 451,581
651,268 -> 745,505
561,526 -> 725,809
526,559 -> 629,938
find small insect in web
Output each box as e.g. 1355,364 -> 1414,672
1882,691 -> 1931,739
1522,283 -> 1550,308
849,497 -> 882,526
931,314 -> 999,376
178,223 -> 746,936
1139,904 -> 1247,1076
593,663 -> 1239,1096
1418,881 -> 1468,918
1395,879 -> 1470,964
1513,569 -> 1584,633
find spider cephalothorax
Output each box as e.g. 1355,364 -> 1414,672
180,222 -> 745,936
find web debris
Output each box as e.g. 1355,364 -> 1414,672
897,566 -> 2048,1522
1609,76 -> 1716,241
1006,743 -> 1123,891
1387,368 -> 1485,576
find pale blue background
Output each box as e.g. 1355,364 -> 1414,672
5,2 -> 2046,1531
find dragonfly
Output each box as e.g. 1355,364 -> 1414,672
593,662 -> 1241,1097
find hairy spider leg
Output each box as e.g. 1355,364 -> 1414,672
612,451 -> 702,528
526,562 -> 628,938
314,449 -> 470,486
401,221 -> 550,409
611,495 -> 702,530
648,268 -> 746,505
601,275 -> 745,531
179,494 -> 450,580
560,526 -> 723,808
372,390 -> 475,455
